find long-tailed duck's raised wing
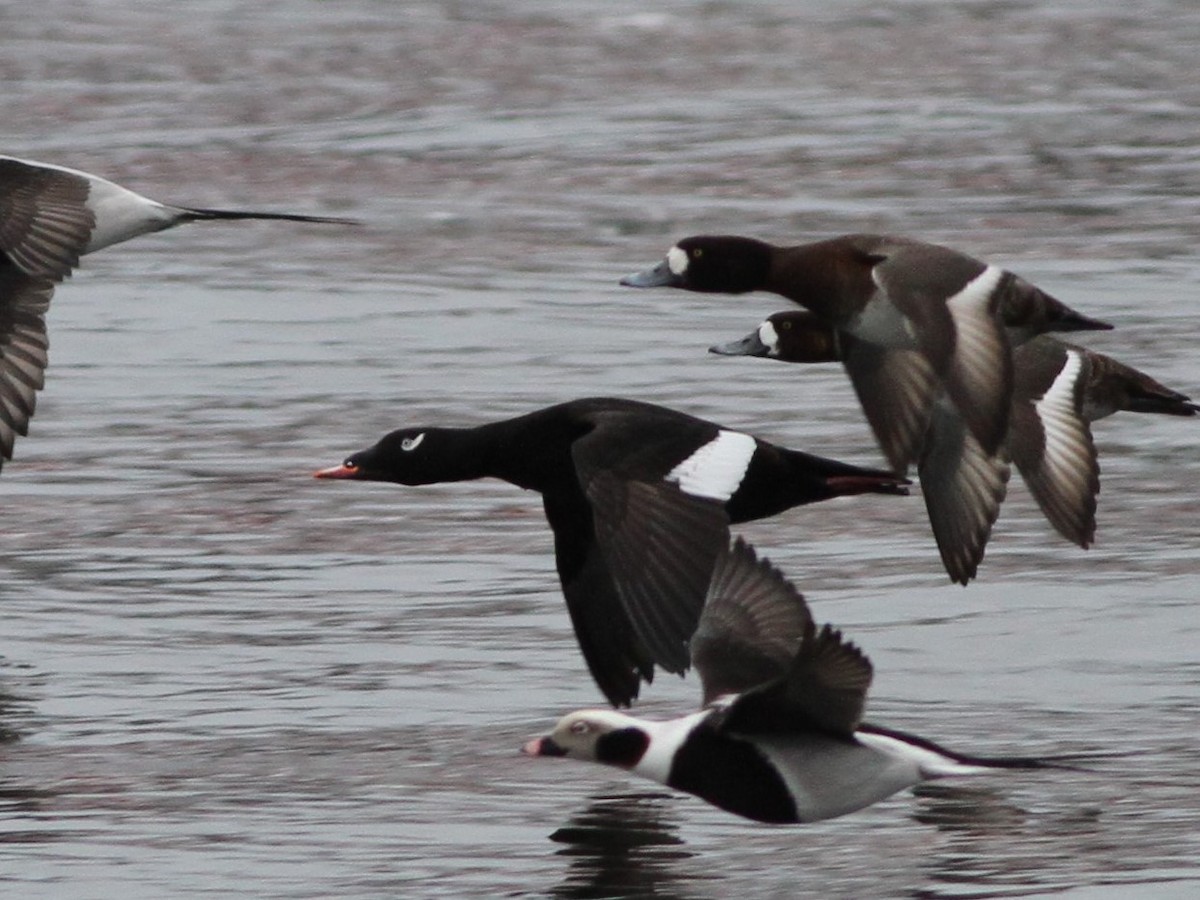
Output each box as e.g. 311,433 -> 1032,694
690,538 -> 814,706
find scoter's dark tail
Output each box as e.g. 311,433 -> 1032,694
826,473 -> 912,498
798,452 -> 912,498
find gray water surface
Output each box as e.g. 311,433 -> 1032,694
2,1 -> 1199,897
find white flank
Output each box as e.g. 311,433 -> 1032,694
666,430 -> 756,501
83,177 -> 176,253
634,711 -> 710,783
667,245 -> 689,276
758,320 -> 780,355
1034,349 -> 1085,479
854,730 -> 991,778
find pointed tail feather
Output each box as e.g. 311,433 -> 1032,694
858,723 -> 1102,775
179,207 -> 360,226
1126,392 -> 1199,417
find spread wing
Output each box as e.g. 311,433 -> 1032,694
0,158 -> 95,280
544,488 -> 657,707
873,244 -> 1013,459
717,620 -> 873,739
694,540 -> 872,737
691,538 -> 813,706
919,402 -> 1010,584
0,266 -> 54,468
842,337 -> 938,474
1009,344 -> 1097,547
584,470 -> 729,675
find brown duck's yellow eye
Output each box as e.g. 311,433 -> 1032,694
692,247 -> 703,259
780,320 -> 792,331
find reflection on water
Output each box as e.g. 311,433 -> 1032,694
2,0 -> 1199,896
550,792 -> 695,899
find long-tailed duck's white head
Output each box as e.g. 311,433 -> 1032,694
523,710 -> 650,769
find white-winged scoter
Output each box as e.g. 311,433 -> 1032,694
313,397 -> 909,707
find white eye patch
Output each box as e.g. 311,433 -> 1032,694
758,321 -> 780,354
401,433 -> 426,452
667,245 -> 689,276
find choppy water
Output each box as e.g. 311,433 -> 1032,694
2,1 -> 1198,897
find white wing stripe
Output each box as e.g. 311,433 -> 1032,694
947,264 -> 1004,313
667,430 -> 756,501
1035,349 -> 1085,480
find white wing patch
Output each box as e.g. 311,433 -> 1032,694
400,432 -> 426,452
947,264 -> 1005,315
666,430 -> 756,501
1035,349 -> 1086,479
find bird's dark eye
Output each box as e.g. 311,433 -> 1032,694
780,320 -> 792,331
570,720 -> 590,736
343,459 -> 358,470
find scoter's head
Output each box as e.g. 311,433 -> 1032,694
523,710 -> 650,769
621,235 -> 772,294
709,310 -> 842,363
313,427 -> 453,485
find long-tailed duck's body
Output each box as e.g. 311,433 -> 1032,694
525,539 -> 1056,823
313,397 -> 909,707
712,310 -> 1196,563
0,154 -> 354,469
621,234 -> 1111,482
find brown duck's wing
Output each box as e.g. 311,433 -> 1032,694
842,336 -> 939,474
919,403 -> 1010,585
874,244 -> 1013,458
1009,343 -> 1098,548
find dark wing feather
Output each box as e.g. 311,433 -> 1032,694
0,265 -> 54,467
875,245 -> 1012,458
0,159 -> 94,281
842,337 -> 938,474
585,470 -> 728,674
542,491 -> 655,707
691,538 -> 813,706
718,621 -> 873,739
940,271 -> 1012,457
1009,346 -> 1098,547
919,403 -> 1010,584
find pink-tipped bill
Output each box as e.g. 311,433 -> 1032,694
313,463 -> 358,479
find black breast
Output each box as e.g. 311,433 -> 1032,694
667,722 -> 798,824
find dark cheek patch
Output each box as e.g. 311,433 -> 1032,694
595,727 -> 650,768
